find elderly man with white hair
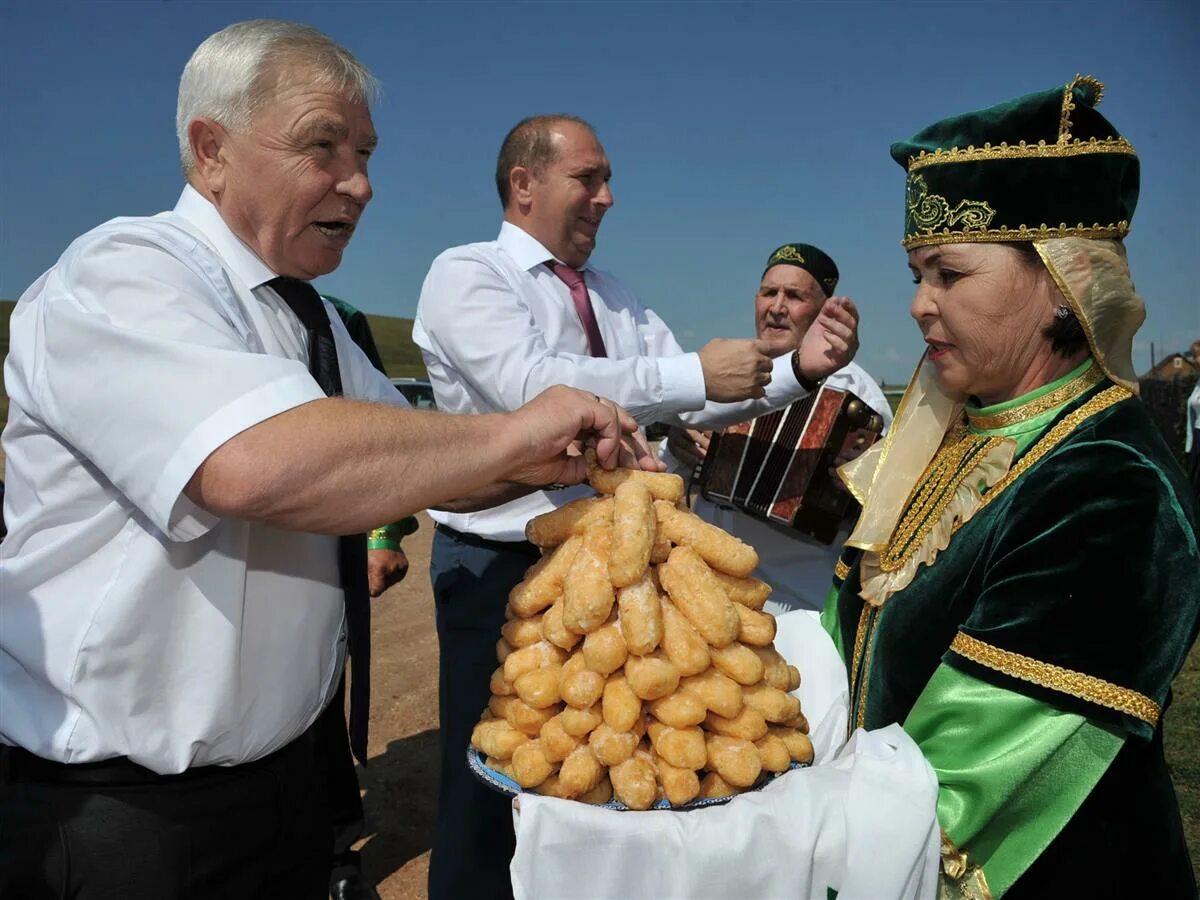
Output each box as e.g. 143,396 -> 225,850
0,20 -> 656,900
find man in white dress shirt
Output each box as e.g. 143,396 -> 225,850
663,243 -> 894,614
412,115 -> 863,900
0,25 -> 656,900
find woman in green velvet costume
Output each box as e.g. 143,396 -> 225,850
823,76 -> 1200,898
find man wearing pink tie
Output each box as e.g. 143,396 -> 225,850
412,114 -> 862,899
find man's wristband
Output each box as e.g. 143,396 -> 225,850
791,350 -> 825,393
368,537 -> 402,551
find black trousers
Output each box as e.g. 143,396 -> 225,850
319,677 -> 367,883
426,527 -> 538,900
0,719 -> 332,900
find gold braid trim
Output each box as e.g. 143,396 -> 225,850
848,603 -> 871,736
834,558 -> 851,581
966,363 -> 1104,429
964,384 -> 1131,521
1059,74 -> 1106,142
939,831 -> 994,900
903,221 -> 1129,250
950,632 -> 1160,727
906,135 -> 1134,173
855,608 -> 881,730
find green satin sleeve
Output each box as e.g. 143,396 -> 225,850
903,664 -> 1124,897
820,584 -> 846,663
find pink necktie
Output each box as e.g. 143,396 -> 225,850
550,262 -> 607,358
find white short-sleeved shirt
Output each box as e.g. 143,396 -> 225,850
663,362 -> 893,613
413,221 -> 814,541
0,186 -> 403,774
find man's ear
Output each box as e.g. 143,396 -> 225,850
189,117 -> 229,194
510,166 -> 534,210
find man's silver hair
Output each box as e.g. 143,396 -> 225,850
176,19 -> 378,174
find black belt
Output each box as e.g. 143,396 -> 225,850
1,721 -> 320,788
434,522 -> 541,559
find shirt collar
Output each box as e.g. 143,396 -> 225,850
174,185 -> 278,289
497,220 -> 593,273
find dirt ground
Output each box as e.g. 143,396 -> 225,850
355,511 -> 441,900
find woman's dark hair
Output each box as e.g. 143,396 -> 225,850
1010,242 -> 1089,357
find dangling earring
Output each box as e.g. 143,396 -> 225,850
1055,304 -> 1072,320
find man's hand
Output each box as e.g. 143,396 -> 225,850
698,339 -> 775,402
795,296 -> 860,383
666,426 -> 711,470
367,547 -> 409,597
502,386 -> 660,487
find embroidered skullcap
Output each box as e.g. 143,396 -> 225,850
762,243 -> 839,298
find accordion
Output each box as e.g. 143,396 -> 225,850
697,385 -> 885,545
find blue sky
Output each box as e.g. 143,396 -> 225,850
2,0 -> 1197,384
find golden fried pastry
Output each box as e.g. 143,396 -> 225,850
705,734 -> 762,788
697,771 -> 738,799
658,599 -> 712,676
609,751 -> 658,810
490,666 -> 514,697
617,572 -> 664,656
646,721 -> 708,770
705,706 -> 768,742
540,597 -> 582,651
578,774 -> 614,805
559,653 -> 607,709
609,481 -> 655,588
653,753 -> 701,806
623,650 -> 680,701
733,603 -> 777,647
511,739 -> 556,788
742,682 -> 801,723
710,570 -> 773,610
647,690 -> 707,728
754,733 -> 791,773
486,755 -> 517,780
770,727 -> 815,764
563,525 -> 617,634
533,772 -> 573,799
509,535 -> 582,616
602,673 -> 643,732
471,718 -> 528,759
488,694 -> 515,719
501,615 -> 544,649
709,641 -> 766,686
649,531 -> 672,564
559,703 -> 604,737
654,501 -> 758,577
503,640 -> 568,684
539,714 -> 582,762
514,666 -> 563,709
588,723 -> 640,767
559,744 -> 605,797
496,638 -> 514,664
658,546 -> 740,647
526,496 -> 614,547
679,669 -> 744,719
586,450 -> 686,503
582,621 -> 628,676
506,698 -> 561,737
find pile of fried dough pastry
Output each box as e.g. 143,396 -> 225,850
470,454 -> 814,810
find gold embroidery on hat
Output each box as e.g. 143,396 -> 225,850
1059,74 -> 1105,143
905,135 -> 1135,173
769,245 -> 806,266
901,220 -> 1131,250
907,174 -> 996,234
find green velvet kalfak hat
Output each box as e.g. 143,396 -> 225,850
891,75 -> 1139,249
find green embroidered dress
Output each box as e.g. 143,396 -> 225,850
823,362 -> 1200,897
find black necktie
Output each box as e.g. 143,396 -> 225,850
269,276 -> 372,765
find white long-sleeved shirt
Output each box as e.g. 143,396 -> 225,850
413,221 -> 814,541
0,186 -> 403,773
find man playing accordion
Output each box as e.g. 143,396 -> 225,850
663,243 -> 892,613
